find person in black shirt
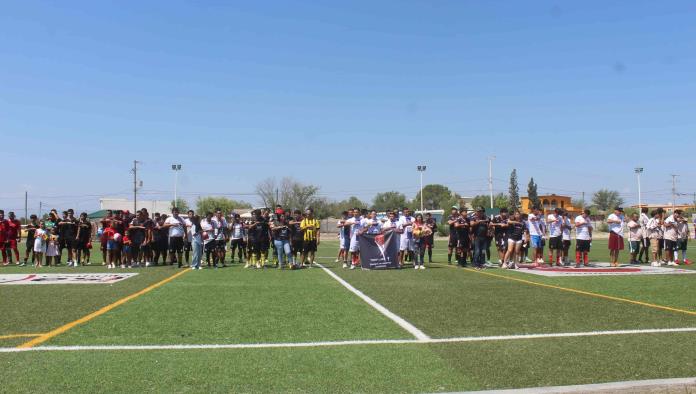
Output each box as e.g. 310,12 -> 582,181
447,208 -> 460,264
58,210 -> 78,266
470,207 -> 490,269
271,213 -> 295,269
289,210 -> 304,266
424,213 -> 437,263
455,209 -> 470,266
503,211 -> 527,268
22,215 -> 39,266
75,212 -> 92,266
491,208 -> 509,266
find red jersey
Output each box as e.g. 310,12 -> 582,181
0,220 -> 6,242
103,227 -> 116,241
6,219 -> 21,239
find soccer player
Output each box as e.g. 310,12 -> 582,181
256,210 -> 271,267
164,207 -> 186,268
288,210 -> 304,267
627,212 -> 642,264
574,209 -> 593,267
503,211 -> 526,268
424,212 -> 437,263
128,210 -> 149,268
103,222 -> 116,269
300,208 -> 321,266
22,215 -> 39,266
344,209 -> 367,269
75,212 -> 92,266
646,210 -> 664,266
0,210 -> 10,265
455,208 -> 471,266
201,212 -> 218,268
676,214 -> 690,265
606,207 -> 625,267
99,210 -> 114,265
111,210 -> 127,267
58,210 -> 78,266
527,206 -> 544,266
663,209 -> 681,266
546,208 -> 563,266
397,208 -> 415,267
184,209 -> 195,264
560,210 -> 572,265
491,208 -> 509,265
637,207 -> 650,264
446,207 -> 460,264
212,209 -> 228,267
5,212 -> 21,265
229,214 -> 246,264
336,211 -> 350,265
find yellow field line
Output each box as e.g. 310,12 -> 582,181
432,263 -> 696,317
0,333 -> 44,340
17,269 -> 189,349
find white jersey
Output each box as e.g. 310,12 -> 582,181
200,219 -> 217,244
627,220 -> 642,242
346,217 -> 367,240
547,214 -> 562,237
211,217 -> 228,241
639,213 -> 650,238
663,215 -> 678,242
607,213 -> 625,237
527,213 -> 542,236
398,216 -> 415,240
184,218 -> 193,243
561,217 -> 571,241
574,215 -> 592,241
165,216 -> 186,238
382,219 -> 399,231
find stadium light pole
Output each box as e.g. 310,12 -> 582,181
634,167 -> 643,209
172,164 -> 182,209
417,165 -> 426,213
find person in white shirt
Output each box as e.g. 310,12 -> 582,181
335,211 -> 350,265
340,208 -> 367,269
560,211 -> 572,265
626,213 -> 642,264
637,207 -> 650,264
184,210 -> 194,265
163,207 -> 187,267
200,212 -> 217,268
676,213 -> 691,265
606,207 -> 625,267
527,207 -> 544,265
663,210 -> 681,266
397,208 -> 416,268
546,208 -> 563,266
646,209 -> 664,266
228,214 -> 246,264
574,209 -> 593,267
211,209 -> 228,267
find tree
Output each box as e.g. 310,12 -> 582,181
508,169 -> 520,211
255,177 -> 321,211
470,193 -> 508,210
196,196 -> 251,215
171,198 -> 189,212
413,184 -> 460,211
372,191 -> 407,212
591,189 -> 624,212
527,177 -> 540,209
571,198 -> 586,209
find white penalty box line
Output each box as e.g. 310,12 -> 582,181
2,327 -> 696,353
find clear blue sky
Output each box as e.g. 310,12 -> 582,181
1,0 -> 695,214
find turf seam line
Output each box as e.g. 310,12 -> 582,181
315,263 -> 431,340
2,327 -> 695,352
16,269 -> 189,349
432,263 -> 696,316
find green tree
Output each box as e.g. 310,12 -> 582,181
171,198 -> 189,211
413,184 -> 460,211
255,177 -> 321,211
508,169 -> 520,211
591,189 -> 624,212
527,177 -> 540,209
196,196 -> 252,215
470,195 -> 489,210
372,191 -> 408,212
470,193 -> 508,210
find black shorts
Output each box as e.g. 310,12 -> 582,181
676,239 -> 688,251
292,239 -> 303,254
169,236 -> 184,253
75,239 -> 90,251
184,240 -> 192,252
549,236 -> 563,250
258,239 -> 270,252
663,239 -> 677,251
303,239 -> 317,253
448,234 -> 458,248
495,236 -> 507,250
230,238 -> 245,249
562,240 -> 571,251
59,237 -> 76,250
575,239 -> 591,252
457,237 -> 470,250
204,242 -> 217,253
216,239 -> 226,251
26,239 -> 35,252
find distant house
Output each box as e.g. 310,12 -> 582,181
520,194 -> 582,216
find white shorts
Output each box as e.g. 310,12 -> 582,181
507,239 -> 523,246
33,239 -> 45,253
400,237 -> 415,252
349,238 -> 360,253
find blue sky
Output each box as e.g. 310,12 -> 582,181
1,0 -> 695,214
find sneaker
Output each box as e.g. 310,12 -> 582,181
667,261 -> 678,266
145,262 -> 152,267
350,265 -> 356,270
120,264 -> 126,269
335,259 -> 339,263
575,264 -> 582,268
420,265 -> 426,270
256,263 -> 261,269
244,263 -> 250,268
498,259 -> 502,264
525,257 -> 532,263
684,259 -> 692,265
414,265 -> 419,270
650,261 -> 659,267
342,263 -> 348,269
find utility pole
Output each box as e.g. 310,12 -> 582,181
581,191 -> 585,210
132,160 -> 140,213
24,191 -> 28,225
39,201 -> 42,218
488,156 -> 495,209
417,165 -> 427,213
670,174 -> 677,211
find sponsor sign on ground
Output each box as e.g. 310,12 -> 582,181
0,273 -> 138,285
514,263 -> 696,277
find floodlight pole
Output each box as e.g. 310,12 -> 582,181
417,165 -> 426,214
172,164 -> 182,209
634,167 -> 643,209
488,156 -> 495,209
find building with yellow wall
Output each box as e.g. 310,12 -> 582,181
520,194 -> 582,216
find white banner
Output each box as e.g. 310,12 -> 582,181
0,273 -> 138,285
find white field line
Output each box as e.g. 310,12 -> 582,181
2,327 -> 695,353
315,262 -> 430,340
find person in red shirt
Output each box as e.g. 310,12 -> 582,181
0,210 -> 7,264
99,210 -> 114,266
5,212 -> 21,264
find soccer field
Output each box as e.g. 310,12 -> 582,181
1,239 -> 695,393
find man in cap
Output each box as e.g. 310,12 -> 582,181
607,206 -> 625,267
